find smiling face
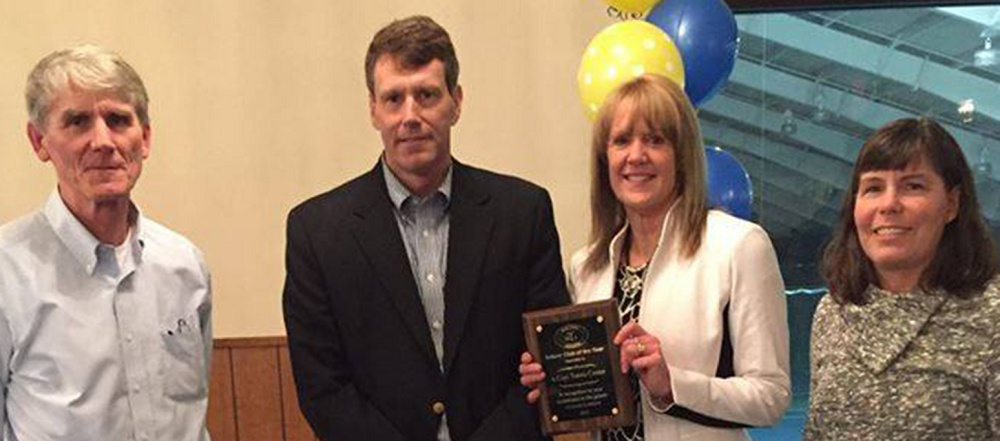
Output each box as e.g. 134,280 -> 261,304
606,104 -> 678,219
854,158 -> 959,288
27,87 -> 150,211
370,56 -> 462,183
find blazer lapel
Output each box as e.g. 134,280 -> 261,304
351,164 -> 438,366
442,163 -> 494,373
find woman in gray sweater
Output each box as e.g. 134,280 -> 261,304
805,117 -> 1000,440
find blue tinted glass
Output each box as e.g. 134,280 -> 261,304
698,5 -> 1000,440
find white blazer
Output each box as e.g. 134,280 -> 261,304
568,209 -> 791,441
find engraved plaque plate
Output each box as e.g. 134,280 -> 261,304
523,299 -> 636,435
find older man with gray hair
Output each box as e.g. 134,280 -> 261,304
0,44 -> 211,441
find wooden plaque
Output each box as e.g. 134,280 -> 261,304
522,299 -> 636,435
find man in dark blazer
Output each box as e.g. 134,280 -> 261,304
282,15 -> 569,441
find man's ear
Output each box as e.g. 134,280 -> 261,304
140,123 -> 152,159
27,122 -> 50,162
369,92 -> 379,130
450,84 -> 463,126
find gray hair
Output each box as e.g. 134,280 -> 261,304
25,44 -> 149,129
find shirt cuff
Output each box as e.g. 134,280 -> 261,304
645,364 -> 677,413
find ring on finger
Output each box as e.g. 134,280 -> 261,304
635,342 -> 645,353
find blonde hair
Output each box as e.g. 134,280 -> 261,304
584,74 -> 708,273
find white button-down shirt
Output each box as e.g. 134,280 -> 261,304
0,191 -> 212,441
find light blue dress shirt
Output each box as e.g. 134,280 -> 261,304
0,191 -> 212,441
382,161 -> 452,441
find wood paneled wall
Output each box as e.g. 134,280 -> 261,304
208,337 -> 315,441
207,337 -> 587,441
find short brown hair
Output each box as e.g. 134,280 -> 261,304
584,74 -> 708,273
364,15 -> 459,95
821,117 -> 998,304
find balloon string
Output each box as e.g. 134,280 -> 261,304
606,6 -> 644,21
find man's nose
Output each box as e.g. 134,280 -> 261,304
88,118 -> 115,150
401,96 -> 422,129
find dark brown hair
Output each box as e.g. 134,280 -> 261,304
821,117 -> 998,304
364,15 -> 459,95
584,74 -> 708,273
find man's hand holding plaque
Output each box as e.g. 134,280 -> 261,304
521,299 -> 637,435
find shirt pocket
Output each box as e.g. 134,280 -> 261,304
161,312 -> 208,401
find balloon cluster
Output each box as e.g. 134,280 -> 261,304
582,0 -> 749,219
579,0 -> 738,119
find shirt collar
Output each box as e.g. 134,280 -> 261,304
381,157 -> 453,209
607,199 -> 679,269
43,190 -> 146,275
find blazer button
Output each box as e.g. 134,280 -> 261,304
432,401 -> 446,415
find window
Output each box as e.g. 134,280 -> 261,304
701,3 -> 1000,439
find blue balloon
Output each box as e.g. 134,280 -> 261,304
705,146 -> 753,220
646,0 -> 738,107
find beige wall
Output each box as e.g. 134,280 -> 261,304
0,1 -> 612,337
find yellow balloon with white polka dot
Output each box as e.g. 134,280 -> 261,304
578,20 -> 685,120
606,0 -> 661,14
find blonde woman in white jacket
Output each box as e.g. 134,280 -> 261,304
520,75 -> 790,441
